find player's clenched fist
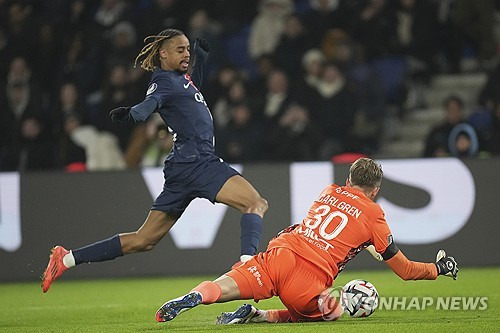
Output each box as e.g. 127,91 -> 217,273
109,106 -> 131,124
195,38 -> 210,52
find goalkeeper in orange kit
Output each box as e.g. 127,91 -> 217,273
155,158 -> 459,324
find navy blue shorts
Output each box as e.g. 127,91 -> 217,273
151,156 -> 240,217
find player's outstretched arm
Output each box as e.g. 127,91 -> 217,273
381,242 -> 439,280
190,38 -> 209,88
109,98 -> 158,124
383,244 -> 459,281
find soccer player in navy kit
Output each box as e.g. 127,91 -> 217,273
42,29 -> 268,293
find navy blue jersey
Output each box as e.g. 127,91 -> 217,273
130,44 -> 214,162
146,69 -> 214,162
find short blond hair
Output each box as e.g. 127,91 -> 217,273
349,158 -> 383,189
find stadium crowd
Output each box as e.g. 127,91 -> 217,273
0,0 -> 499,171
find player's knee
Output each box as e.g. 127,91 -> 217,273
259,197 -> 269,214
247,197 -> 268,216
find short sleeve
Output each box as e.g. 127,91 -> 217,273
371,208 -> 394,254
145,73 -> 173,108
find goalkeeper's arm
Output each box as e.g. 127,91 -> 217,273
381,243 -> 458,281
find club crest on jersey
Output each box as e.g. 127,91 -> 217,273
146,83 -> 157,95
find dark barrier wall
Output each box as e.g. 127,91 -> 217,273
1,158 -> 499,282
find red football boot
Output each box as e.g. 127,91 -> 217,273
41,246 -> 70,293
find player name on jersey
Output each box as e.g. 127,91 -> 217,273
317,194 -> 363,219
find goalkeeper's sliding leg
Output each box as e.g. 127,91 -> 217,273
155,274 -> 292,323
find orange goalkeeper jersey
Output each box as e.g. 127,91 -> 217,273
268,184 -> 393,283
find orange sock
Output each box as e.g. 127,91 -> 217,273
268,309 -> 291,323
191,281 -> 222,304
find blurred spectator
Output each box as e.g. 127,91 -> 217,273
481,102 -> 500,155
294,49 -> 325,110
313,63 -> 357,153
267,103 -> 324,161
451,0 -> 497,70
332,39 -> 385,152
137,0 -> 183,37
257,69 -> 293,131
94,64 -> 139,151
0,57 -> 43,170
141,121 -> 173,167
423,95 -> 468,157
248,0 -> 294,59
2,115 -> 55,171
207,0 -> 258,34
448,123 -> 480,158
394,0 -> 440,71
5,1 -> 37,60
274,15 -> 310,79
216,103 -> 263,162
94,0 -> 128,29
212,80 -> 249,129
321,28 -> 352,63
351,0 -> 399,61
203,64 -> 239,107
478,64 -> 500,109
64,112 -> 126,171
0,25 -> 10,79
248,54 -> 275,98
55,113 -> 87,172
4,79 -> 40,123
55,33 -> 101,96
302,0 -> 348,46
5,57 -> 42,110
51,82 -> 86,136
63,0 -> 91,38
105,21 -> 138,71
34,22 -> 61,101
186,9 -> 223,67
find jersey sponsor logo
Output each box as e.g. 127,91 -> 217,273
247,265 -> 264,286
0,173 -> 21,252
194,92 -> 207,106
146,83 -> 157,95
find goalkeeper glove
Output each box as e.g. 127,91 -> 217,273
435,249 -> 458,280
366,245 -> 383,262
109,106 -> 131,124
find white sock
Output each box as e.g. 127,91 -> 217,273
251,309 -> 268,323
62,250 -> 75,268
240,254 -> 253,263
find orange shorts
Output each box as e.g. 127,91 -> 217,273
226,247 -> 331,322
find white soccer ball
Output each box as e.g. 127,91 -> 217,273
341,279 -> 379,318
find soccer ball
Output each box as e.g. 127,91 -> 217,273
341,279 -> 379,318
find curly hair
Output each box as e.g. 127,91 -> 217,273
134,28 -> 185,72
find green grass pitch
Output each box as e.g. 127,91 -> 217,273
1,267 -> 498,332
